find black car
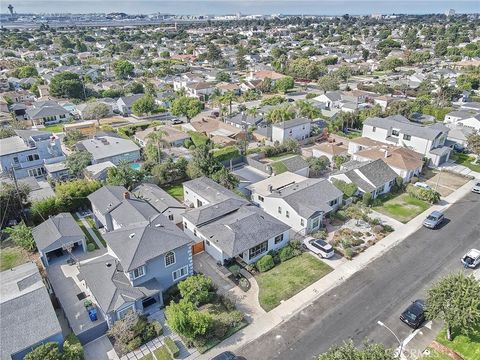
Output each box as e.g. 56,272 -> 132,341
211,351 -> 238,360
400,299 -> 426,329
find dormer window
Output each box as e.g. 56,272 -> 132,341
392,130 -> 400,137
403,134 -> 411,141
165,251 -> 176,267
130,265 -> 145,280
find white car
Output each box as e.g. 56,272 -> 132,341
472,182 -> 480,194
461,249 -> 480,268
414,182 -> 432,190
303,238 -> 334,259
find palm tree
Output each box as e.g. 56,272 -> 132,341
246,106 -> 259,118
146,130 -> 168,163
221,91 -> 236,116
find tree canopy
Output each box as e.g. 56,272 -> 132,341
49,72 -> 84,99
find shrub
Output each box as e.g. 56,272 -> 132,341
343,248 -> 354,260
127,337 -> 142,352
165,299 -> 212,340
63,333 -> 84,360
212,146 -> 240,162
4,222 -> 36,251
279,245 -> 295,262
332,179 -> 358,198
256,254 -> 275,272
177,274 -> 214,306
152,320 -> 163,336
24,342 -> 61,360
268,249 -> 281,264
163,283 -> 181,306
87,243 -> 96,252
362,192 -> 372,206
383,224 -> 394,233
410,176 -> 419,184
406,184 -> 441,204
164,337 -> 179,358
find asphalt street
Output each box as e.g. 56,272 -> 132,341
238,192 -> 480,360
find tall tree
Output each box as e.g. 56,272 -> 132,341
146,130 -> 168,164
49,72 -> 84,99
170,96 -> 203,122
82,102 -> 110,123
112,59 -> 134,79
0,182 -> 30,227
4,221 -> 36,251
106,161 -> 145,190
66,151 -> 92,176
425,272 -> 480,341
466,130 -> 480,158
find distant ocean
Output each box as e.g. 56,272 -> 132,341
0,0 -> 478,15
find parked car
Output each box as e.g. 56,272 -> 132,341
472,182 -> 480,194
171,118 -> 183,125
400,299 -> 426,329
211,351 -> 239,360
461,249 -> 480,268
415,182 -> 432,190
423,211 -> 444,229
303,238 -> 334,259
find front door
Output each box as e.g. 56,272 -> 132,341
192,241 -> 205,255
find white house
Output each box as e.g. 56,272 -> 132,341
272,118 -> 311,143
247,172 -> 343,235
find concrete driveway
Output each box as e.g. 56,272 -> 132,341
84,336 -> 119,360
232,165 -> 269,183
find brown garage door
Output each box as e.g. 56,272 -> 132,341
192,241 -> 205,255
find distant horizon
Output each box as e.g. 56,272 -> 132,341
1,1 -> 479,16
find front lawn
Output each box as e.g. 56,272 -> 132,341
451,152 -> 480,173
0,246 -> 28,271
256,253 -> 333,312
164,184 -> 184,202
40,123 -> 66,133
436,326 -> 480,360
373,193 -> 430,223
420,348 -> 451,360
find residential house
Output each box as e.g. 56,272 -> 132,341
273,155 -> 310,177
224,112 -> 263,129
248,172 -> 343,235
84,161 -> 116,181
312,91 -> 342,110
185,82 -> 216,100
362,115 -> 451,166
32,213 -> 87,267
311,141 -> 348,162
272,118 -> 311,143
189,117 -> 243,145
1,263 -> 63,360
0,130 -> 63,179
247,70 -> 286,84
26,100 -> 71,126
77,136 -> 141,165
133,183 -> 187,224
117,94 -> 143,115
134,125 -> 189,147
182,177 -> 291,263
329,159 -> 398,198
444,110 -> 480,131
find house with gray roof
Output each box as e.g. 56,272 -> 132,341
182,177 -> 291,263
1,262 -> 63,360
26,100 -> 71,126
224,112 -> 263,129
133,183 -> 186,224
117,94 -> 143,115
362,115 -> 451,166
32,212 -> 87,266
76,136 -> 141,165
329,159 -> 398,198
248,172 -> 343,235
272,117 -> 311,143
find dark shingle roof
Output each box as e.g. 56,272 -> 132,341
87,185 -> 128,215
183,176 -> 243,204
133,183 -> 185,213
273,117 -> 310,129
281,155 -> 309,173
32,213 -> 85,252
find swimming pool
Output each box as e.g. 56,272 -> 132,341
130,163 -> 142,171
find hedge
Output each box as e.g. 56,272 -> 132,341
256,254 -> 275,272
279,245 -> 295,262
212,146 -> 240,162
164,336 -> 179,358
332,179 -> 358,198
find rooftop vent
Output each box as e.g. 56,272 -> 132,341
155,224 -> 164,228
106,262 -> 112,268
129,233 -> 135,239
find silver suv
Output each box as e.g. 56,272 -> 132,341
423,211 -> 444,229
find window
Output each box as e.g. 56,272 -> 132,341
372,126 -> 376,132
60,114 -> 66,119
300,219 -> 305,226
329,198 -> 338,206
312,217 -> 320,229
165,251 -> 175,267
274,234 -> 284,244
28,167 -> 45,177
117,304 -> 135,320
249,241 -> 268,260
13,157 -> 19,164
131,266 -> 145,280
27,154 -> 40,162
206,240 -> 211,246
168,214 -> 174,221
183,222 -> 188,229
193,229 -> 197,237
258,195 -> 264,202
286,210 -> 289,218
391,130 -> 400,137
403,134 -> 411,141
278,206 -> 282,214
172,266 -> 189,281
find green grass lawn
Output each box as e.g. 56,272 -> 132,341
373,193 -> 430,223
267,153 -> 295,162
420,348 -> 451,360
153,346 -> 172,360
139,354 -> 154,360
451,152 -> 480,173
73,214 -> 99,251
85,217 -> 106,246
0,246 -> 28,271
436,326 -> 480,360
40,123 -> 66,133
271,161 -> 288,175
163,184 -> 184,201
256,253 -> 333,312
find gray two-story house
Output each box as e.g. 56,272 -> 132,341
0,129 -> 64,179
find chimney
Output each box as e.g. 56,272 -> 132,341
123,191 -> 130,199
384,150 -> 389,158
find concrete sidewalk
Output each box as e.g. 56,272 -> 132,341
198,179 -> 477,360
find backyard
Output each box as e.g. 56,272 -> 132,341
451,152 -> 480,173
163,183 -> 184,202
373,192 -> 430,223
256,253 -> 333,311
40,123 -> 66,133
73,214 -> 99,251
0,244 -> 30,271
